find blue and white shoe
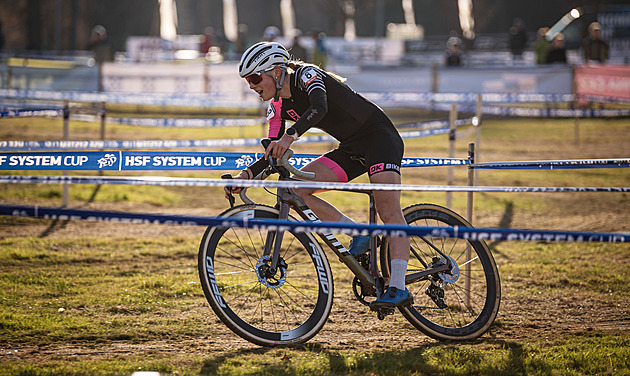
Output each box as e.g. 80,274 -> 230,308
348,235 -> 369,256
370,286 -> 414,310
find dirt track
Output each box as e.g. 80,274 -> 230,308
1,203 -> 628,363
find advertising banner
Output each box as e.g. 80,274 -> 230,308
575,65 -> 630,101
0,151 -> 467,171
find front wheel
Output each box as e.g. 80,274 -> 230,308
381,203 -> 501,341
198,204 -> 334,346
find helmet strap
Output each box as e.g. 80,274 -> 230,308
266,67 -> 286,101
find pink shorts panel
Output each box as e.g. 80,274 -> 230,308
316,156 -> 349,183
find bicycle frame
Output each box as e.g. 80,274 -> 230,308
263,182 -> 380,292
254,178 -> 457,297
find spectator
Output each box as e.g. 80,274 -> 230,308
311,31 -> 328,69
444,37 -> 463,66
87,25 -> 113,63
546,33 -> 567,64
289,29 -> 308,62
533,27 -> 550,64
200,26 -> 214,54
235,24 -> 248,53
583,22 -> 609,63
509,18 -> 527,61
263,26 -> 280,42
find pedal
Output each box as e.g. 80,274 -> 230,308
376,308 -> 395,320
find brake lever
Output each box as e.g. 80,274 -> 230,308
221,173 -> 235,208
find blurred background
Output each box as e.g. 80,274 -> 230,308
0,0 -> 628,96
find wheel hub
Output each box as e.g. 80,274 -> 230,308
438,254 -> 460,284
255,255 -> 287,288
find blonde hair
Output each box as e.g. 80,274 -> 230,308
286,60 -> 346,83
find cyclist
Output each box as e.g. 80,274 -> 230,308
226,41 -> 412,309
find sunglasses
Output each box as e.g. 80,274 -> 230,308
245,67 -> 277,85
245,73 -> 264,85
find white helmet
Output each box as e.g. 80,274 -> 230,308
238,42 -> 290,78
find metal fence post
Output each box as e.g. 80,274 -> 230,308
475,94 -> 482,186
465,142 -> 475,308
446,103 -> 457,209
62,99 -> 70,207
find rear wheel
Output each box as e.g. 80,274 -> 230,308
381,203 -> 500,341
198,204 -> 334,346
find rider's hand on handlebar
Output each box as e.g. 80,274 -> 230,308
264,134 -> 294,160
223,169 -> 250,199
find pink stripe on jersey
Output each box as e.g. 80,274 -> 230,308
267,98 -> 283,139
316,156 -> 348,183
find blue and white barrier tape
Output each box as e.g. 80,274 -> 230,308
1,204 -> 627,243
472,158 -> 630,170
415,102 -> 630,118
0,125 -> 458,152
363,92 -> 576,105
0,108 -> 64,118
0,136 -> 336,151
1,175 -> 627,194
1,89 -> 576,107
396,118 -> 473,130
0,89 -> 261,109
0,151 -> 468,171
3,89 -> 626,120
581,95 -> 630,104
478,105 -> 630,118
106,116 -> 262,128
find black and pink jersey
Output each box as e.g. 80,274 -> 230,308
250,64 -> 404,180
267,65 -> 377,141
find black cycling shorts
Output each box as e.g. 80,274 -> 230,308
315,110 -> 404,182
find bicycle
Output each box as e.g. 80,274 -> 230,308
198,141 -> 501,346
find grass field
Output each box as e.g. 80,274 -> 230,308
0,109 -> 629,375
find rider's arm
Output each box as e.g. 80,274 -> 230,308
267,98 -> 285,139
245,157 -> 268,178
290,88 -> 327,137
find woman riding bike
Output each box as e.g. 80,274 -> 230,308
225,41 -> 411,309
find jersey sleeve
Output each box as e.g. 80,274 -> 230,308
291,66 -> 328,135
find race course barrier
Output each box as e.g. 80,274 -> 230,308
0,151 -> 468,171
0,127 -> 456,152
1,175 -> 628,194
472,158 -> 630,170
1,204 -> 627,243
4,89 -> 628,118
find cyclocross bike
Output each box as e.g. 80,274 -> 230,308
198,142 -> 501,346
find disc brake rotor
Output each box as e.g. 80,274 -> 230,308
438,254 -> 460,284
255,255 -> 287,289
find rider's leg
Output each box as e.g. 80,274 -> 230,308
293,158 -> 370,255
292,159 -> 348,222
369,171 -> 413,308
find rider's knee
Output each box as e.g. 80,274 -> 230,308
377,208 -> 406,224
292,187 -> 316,199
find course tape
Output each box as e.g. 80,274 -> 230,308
0,89 -> 261,109
417,102 -> 630,118
0,108 -> 64,118
363,92 -> 576,105
0,124 -> 455,151
106,116 -> 262,128
1,89 -> 575,106
0,151 -> 468,171
2,175 -> 628,194
1,204 -> 628,243
472,159 -> 630,170
0,138 -> 264,151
